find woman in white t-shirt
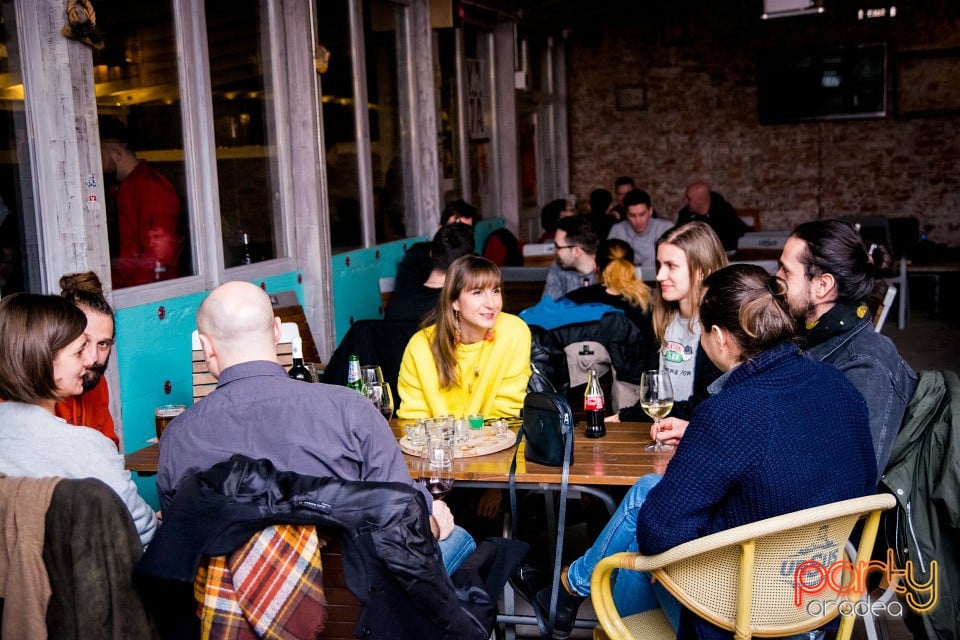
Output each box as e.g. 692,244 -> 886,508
611,221 -> 728,426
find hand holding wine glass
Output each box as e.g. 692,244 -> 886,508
641,370 -> 675,452
650,417 -> 688,447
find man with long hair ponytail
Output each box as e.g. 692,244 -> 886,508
778,219 -> 917,475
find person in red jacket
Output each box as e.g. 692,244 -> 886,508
100,118 -> 182,288
54,272 -> 119,448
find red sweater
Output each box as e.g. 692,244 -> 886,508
111,160 -> 181,287
54,377 -> 119,449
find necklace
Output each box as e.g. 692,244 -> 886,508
459,340 -> 488,398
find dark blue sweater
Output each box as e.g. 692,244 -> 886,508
636,342 -> 876,639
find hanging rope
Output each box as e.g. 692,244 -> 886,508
61,0 -> 105,51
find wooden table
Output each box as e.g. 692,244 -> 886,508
391,421 -> 672,486
125,443 -> 160,474
394,420 -> 671,635
126,421 -> 673,482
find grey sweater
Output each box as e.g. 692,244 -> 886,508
0,402 -> 157,545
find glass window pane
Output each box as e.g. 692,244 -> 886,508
435,28 -> 460,204
206,0 -> 284,267
464,26 -> 494,218
0,4 -> 38,295
94,1 -> 193,288
316,2 -> 363,253
366,1 -> 406,243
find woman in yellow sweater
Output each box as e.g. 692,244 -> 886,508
397,255 -> 531,419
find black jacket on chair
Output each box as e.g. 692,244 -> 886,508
322,319 -> 420,394
529,312 -> 658,390
137,455 -> 524,640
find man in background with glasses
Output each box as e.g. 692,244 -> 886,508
542,215 -> 599,300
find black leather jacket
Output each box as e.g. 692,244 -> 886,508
137,456 -> 495,640
529,311 -> 658,389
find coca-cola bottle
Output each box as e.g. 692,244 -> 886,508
584,367 -> 606,438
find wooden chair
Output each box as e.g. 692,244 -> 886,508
191,322 -> 300,403
316,532 -> 364,639
591,494 -> 896,640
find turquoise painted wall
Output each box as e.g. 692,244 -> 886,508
330,236 -> 427,344
329,219 -> 503,343
120,219 -> 504,508
117,272 -> 303,508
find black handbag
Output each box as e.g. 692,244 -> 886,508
508,391 -> 575,638
519,391 -> 574,466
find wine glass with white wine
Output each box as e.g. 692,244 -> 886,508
641,370 -> 674,452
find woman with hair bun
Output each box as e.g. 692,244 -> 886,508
519,264 -> 876,639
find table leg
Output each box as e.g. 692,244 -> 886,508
459,481 -> 618,636
933,273 -> 941,315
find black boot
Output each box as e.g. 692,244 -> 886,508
534,583 -> 584,640
509,562 -> 553,638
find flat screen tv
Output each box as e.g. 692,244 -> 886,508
757,43 -> 887,123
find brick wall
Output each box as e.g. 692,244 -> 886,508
566,1 -> 960,246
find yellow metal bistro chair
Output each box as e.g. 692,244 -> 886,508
591,494 -> 897,640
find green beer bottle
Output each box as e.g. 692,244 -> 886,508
346,354 -> 364,393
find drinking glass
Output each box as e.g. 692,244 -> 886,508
360,365 -> 384,388
364,381 -> 394,421
154,404 -> 185,439
419,432 -> 454,500
404,419 -> 426,447
454,416 -> 469,444
640,370 -> 675,452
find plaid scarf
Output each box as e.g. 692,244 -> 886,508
194,525 -> 327,640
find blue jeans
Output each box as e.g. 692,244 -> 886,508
438,524 -> 476,573
565,475 -> 826,640
566,474 -> 680,625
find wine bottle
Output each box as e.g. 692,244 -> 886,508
288,336 -> 313,382
584,367 -> 606,438
240,232 -> 253,265
346,354 -> 364,393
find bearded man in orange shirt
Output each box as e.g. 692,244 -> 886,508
55,272 -> 120,448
